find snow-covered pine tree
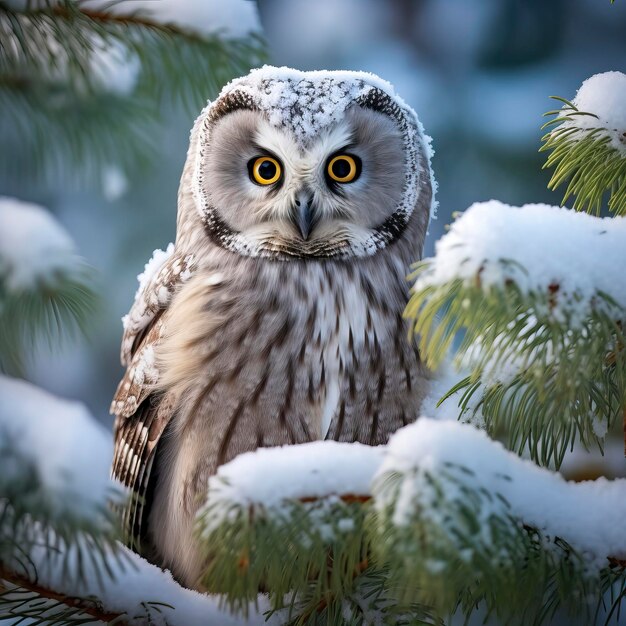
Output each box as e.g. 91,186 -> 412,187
1,3 -> 626,626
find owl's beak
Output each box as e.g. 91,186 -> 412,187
293,192 -> 315,240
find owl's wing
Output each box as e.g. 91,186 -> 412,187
111,247 -> 194,550
118,245 -> 195,368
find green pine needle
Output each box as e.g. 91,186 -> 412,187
540,97 -> 626,215
195,470 -> 626,625
0,81 -> 157,187
371,465 -> 626,626
405,264 -> 626,468
0,448 -> 129,616
197,495 -> 372,623
0,264 -> 98,376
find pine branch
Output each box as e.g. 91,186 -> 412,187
541,94 -> 626,215
405,271 -> 626,467
0,1 -> 266,107
404,201 -> 626,467
0,79 -> 156,186
0,262 -> 97,375
372,419 -> 626,626
0,1 -> 266,184
0,377 -> 127,595
198,493 -> 373,622
198,426 -> 626,625
0,564 -> 126,624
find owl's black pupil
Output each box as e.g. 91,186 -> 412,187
332,158 -> 351,179
259,160 -> 276,180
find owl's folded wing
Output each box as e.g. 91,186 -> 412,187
111,248 -> 194,550
119,246 -> 195,367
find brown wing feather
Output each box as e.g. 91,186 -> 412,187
111,249 -> 194,550
112,396 -> 171,551
111,304 -> 174,550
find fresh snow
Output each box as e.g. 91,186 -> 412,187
136,243 -> 175,302
28,542 -> 272,626
0,375 -> 267,624
202,441 -> 384,530
376,418 -> 626,569
4,376 -> 626,621
566,71 -> 626,154
201,417 -> 626,575
0,196 -> 83,292
0,375 -> 116,520
416,200 -> 626,324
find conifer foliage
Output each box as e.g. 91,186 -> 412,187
1,2 -> 626,625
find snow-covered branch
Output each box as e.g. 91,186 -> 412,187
406,200 -> 626,466
412,200 -> 626,324
0,197 -> 96,374
198,442 -> 383,620
194,419 -> 626,624
541,71 -> 626,215
0,374 -> 274,624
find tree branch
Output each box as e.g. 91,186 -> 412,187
42,4 -> 232,43
0,564 -> 128,624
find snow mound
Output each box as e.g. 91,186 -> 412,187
202,441 -> 384,529
416,200 -> 626,324
376,418 -> 626,569
0,197 -> 82,292
567,71 -> 626,154
0,375 -> 116,520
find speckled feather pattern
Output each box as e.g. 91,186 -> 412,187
111,67 -> 434,589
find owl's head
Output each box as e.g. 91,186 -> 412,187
181,67 -> 435,261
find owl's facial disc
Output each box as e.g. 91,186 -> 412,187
201,105 -> 405,258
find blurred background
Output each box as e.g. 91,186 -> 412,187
2,0 -> 625,457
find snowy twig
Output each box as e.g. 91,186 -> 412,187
197,442 -> 383,620
0,564 -> 127,624
372,419 -> 626,623
541,71 -> 626,215
0,197 -> 97,374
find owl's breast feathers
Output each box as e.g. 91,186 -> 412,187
153,254 -> 426,454
111,249 -> 428,579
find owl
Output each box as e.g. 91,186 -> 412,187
111,66 -> 435,589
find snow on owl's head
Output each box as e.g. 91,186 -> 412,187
186,66 -> 435,260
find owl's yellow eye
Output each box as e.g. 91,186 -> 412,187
327,154 -> 359,183
250,156 -> 282,185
